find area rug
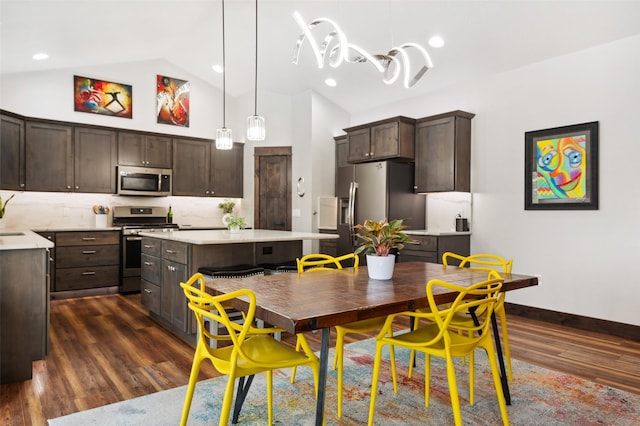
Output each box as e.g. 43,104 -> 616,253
48,338 -> 640,425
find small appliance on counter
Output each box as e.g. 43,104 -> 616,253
455,214 -> 469,232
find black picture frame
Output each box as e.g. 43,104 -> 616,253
524,121 -> 599,210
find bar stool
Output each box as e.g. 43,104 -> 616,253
197,264 -> 280,347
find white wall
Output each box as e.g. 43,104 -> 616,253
352,35 -> 640,326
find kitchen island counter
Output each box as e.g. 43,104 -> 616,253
138,229 -> 338,245
0,230 -> 55,251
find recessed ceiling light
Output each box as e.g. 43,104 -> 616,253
212,64 -> 223,73
428,36 -> 445,48
325,78 -> 337,87
32,53 -> 49,60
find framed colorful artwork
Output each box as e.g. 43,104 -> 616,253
74,75 -> 132,118
156,75 -> 190,127
525,121 -> 599,210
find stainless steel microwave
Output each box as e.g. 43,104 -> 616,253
117,166 -> 172,196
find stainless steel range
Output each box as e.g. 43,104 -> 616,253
113,206 -> 179,293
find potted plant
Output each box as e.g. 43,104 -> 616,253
227,215 -> 247,233
0,193 -> 15,229
353,218 -> 414,279
218,200 -> 236,226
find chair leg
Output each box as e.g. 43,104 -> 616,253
497,309 -> 513,381
389,344 -> 398,394
267,370 -> 273,426
367,341 -> 386,426
290,335 -> 302,384
424,353 -> 430,407
485,345 -> 510,426
180,355 -> 204,426
336,331 -> 345,418
219,372 -> 238,426
469,350 -> 475,405
445,355 -> 463,426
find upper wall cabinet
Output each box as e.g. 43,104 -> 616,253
414,110 -> 475,193
172,138 -> 243,198
74,127 -> 117,193
118,131 -> 172,168
345,116 -> 415,163
0,113 -> 25,190
25,121 -> 74,192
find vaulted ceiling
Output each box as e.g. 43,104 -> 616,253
2,1 -> 639,113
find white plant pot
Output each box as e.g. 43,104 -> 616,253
222,213 -> 233,226
366,254 -> 396,280
228,226 -> 240,233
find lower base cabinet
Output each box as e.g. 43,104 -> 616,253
140,236 -> 302,345
399,234 -> 470,265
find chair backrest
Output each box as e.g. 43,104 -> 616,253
442,252 -> 513,274
296,252 -> 359,273
425,270 -> 504,350
180,273 -> 257,351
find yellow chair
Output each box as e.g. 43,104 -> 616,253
368,272 -> 509,426
442,252 -> 514,381
180,273 -> 320,426
291,252 -> 393,418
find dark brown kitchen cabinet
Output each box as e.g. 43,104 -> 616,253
118,131 -> 172,168
414,110 -> 475,193
36,232 -> 56,292
25,121 -> 73,192
399,234 -> 470,264
345,116 -> 415,163
0,113 -> 25,190
53,230 -> 120,293
74,127 -> 117,193
172,138 -> 243,198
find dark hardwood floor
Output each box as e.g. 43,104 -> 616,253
2,293 -> 639,425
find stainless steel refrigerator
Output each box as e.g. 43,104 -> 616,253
336,161 -> 425,256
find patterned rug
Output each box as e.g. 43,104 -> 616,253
48,337 -> 640,425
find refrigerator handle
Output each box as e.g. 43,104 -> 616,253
348,182 -> 356,228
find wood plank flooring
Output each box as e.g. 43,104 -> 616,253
2,293 -> 639,425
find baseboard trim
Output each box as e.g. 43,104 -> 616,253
505,302 -> 639,342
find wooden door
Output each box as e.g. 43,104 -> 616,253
254,147 -> 291,230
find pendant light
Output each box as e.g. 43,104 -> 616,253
216,0 -> 233,150
247,0 -> 265,141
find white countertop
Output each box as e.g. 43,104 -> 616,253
405,229 -> 471,236
0,230 -> 55,251
31,226 -> 121,232
139,229 -> 339,245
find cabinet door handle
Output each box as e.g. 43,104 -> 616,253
82,250 -> 97,254
167,265 -> 176,272
82,237 -> 97,241
82,271 -> 96,276
144,288 -> 153,294
144,261 -> 154,266
165,249 -> 175,254
143,244 -> 154,249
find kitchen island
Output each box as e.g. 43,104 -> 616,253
138,229 -> 337,344
0,230 -> 54,383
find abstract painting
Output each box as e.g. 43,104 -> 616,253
74,75 -> 132,118
156,75 -> 190,127
525,121 -> 599,210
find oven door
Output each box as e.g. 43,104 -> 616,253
121,235 -> 142,292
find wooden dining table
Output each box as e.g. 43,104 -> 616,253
205,261 -> 538,425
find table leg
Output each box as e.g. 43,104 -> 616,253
315,327 -> 330,426
490,312 -> 511,405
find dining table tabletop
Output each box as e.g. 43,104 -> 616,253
204,261 -> 539,425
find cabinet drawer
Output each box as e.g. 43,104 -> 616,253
141,279 -> 161,314
56,245 -> 119,268
399,250 -> 438,263
141,237 -> 162,257
55,265 -> 119,291
141,253 -> 161,284
162,240 -> 188,263
56,231 -> 119,246
405,235 -> 437,252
